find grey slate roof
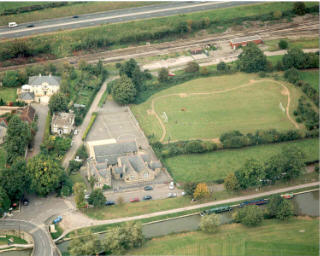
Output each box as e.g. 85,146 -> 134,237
230,35 -> 261,44
114,167 -> 123,174
20,92 -> 35,101
120,155 -> 146,173
29,75 -> 61,86
150,161 -> 162,170
94,141 -> 138,165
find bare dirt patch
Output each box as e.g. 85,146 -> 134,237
147,109 -> 154,115
179,93 -> 188,98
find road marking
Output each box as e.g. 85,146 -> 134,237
0,1 -> 226,36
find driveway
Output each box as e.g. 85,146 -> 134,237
62,77 -> 116,168
27,103 -> 48,158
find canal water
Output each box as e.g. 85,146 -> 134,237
2,190 -> 318,256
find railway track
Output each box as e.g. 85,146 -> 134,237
0,17 -> 318,72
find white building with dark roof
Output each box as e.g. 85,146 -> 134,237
51,112 -> 75,135
18,74 -> 61,104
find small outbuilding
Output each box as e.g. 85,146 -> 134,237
229,35 -> 262,50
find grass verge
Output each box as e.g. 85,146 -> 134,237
82,112 -> 97,141
50,224 -> 64,240
299,70 -> 319,92
264,37 -> 319,51
127,218 -> 319,256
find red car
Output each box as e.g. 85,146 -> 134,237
130,198 -> 140,203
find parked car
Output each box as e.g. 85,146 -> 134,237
130,198 -> 140,203
72,15 -> 79,18
144,185 -> 153,191
22,198 -> 29,206
8,22 -> 18,28
84,194 -> 90,200
53,216 -> 62,224
181,191 -> 186,196
27,24 -> 34,28
105,200 -> 115,206
168,193 -> 177,198
143,195 -> 152,200
169,181 -> 175,190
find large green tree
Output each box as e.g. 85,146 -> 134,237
267,195 -> 294,220
281,146 -> 305,180
69,230 -> 101,256
238,43 -> 267,73
48,93 -> 68,114
111,75 -> 137,105
2,70 -> 27,88
0,159 -> 29,201
0,186 -> 10,217
282,48 -> 307,70
234,205 -> 263,226
27,155 -> 64,196
5,115 -> 31,164
235,159 -> 265,189
88,188 -> 106,207
73,182 -> 86,209
200,214 -> 220,233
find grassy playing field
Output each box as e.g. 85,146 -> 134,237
299,70 -> 319,92
0,87 -> 17,102
127,218 -> 319,256
164,138 -> 319,182
131,73 -> 304,142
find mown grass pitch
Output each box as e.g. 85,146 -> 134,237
127,218 -> 319,256
131,73 -> 304,142
164,138 -> 318,182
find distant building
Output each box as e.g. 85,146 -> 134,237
190,48 -> 203,55
51,112 -> 75,135
229,35 -> 262,50
18,74 -> 61,104
87,140 -> 162,188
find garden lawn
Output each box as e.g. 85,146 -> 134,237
127,218 -> 319,256
0,87 -> 17,102
264,37 -> 319,51
69,172 -> 86,186
299,70 -> 319,92
164,138 -> 319,183
131,73 -> 303,141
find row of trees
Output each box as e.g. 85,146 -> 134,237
224,146 -> 305,191
68,222 -> 144,256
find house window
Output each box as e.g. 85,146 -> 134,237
130,175 -> 134,180
144,172 -> 149,178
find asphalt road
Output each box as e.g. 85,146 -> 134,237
0,219 -> 56,256
0,1 -> 255,39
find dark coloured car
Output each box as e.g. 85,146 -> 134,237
22,198 -> 29,206
105,200 -> 115,206
143,195 -> 152,200
130,197 -> 140,203
144,186 -> 153,191
27,24 -> 34,28
72,15 -> 79,18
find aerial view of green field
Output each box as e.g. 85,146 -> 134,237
164,138 -> 318,182
127,218 -> 319,256
299,70 -> 319,92
131,73 -> 304,142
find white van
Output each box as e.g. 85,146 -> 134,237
8,22 -> 18,28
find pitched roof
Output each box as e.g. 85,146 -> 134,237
150,161 -> 162,170
29,75 -> 61,86
119,155 -> 146,173
94,141 -> 138,165
19,105 -> 35,124
0,126 -> 7,138
52,112 -> 75,128
20,92 -> 35,101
